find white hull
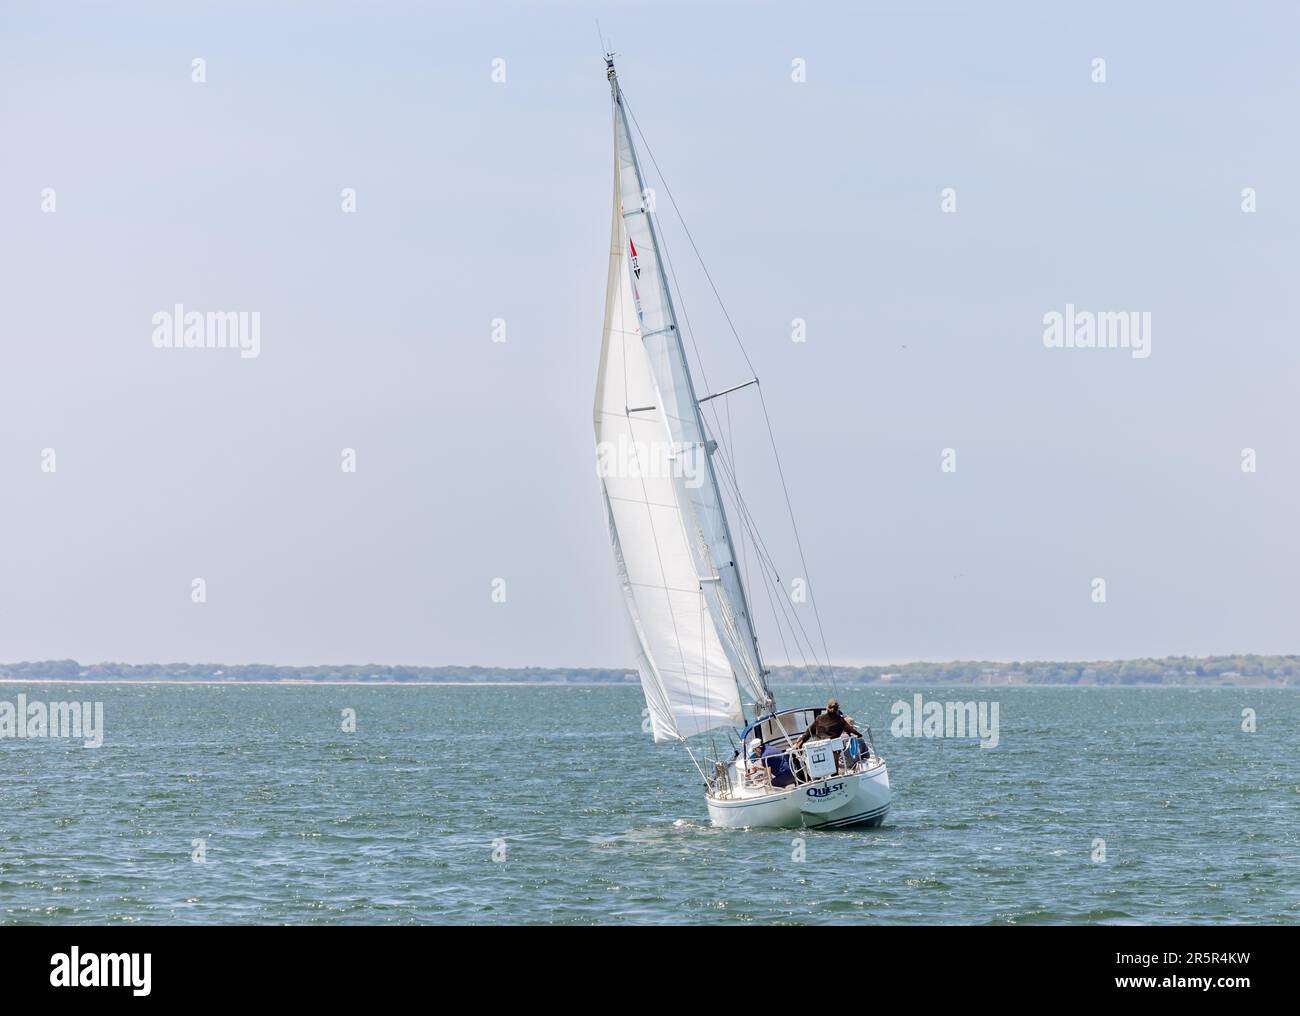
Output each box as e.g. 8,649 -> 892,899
706,758 -> 891,830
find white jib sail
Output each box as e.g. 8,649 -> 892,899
595,149 -> 744,742
608,73 -> 772,717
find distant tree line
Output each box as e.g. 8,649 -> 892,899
772,654 -> 1300,686
0,660 -> 639,683
1,655 -> 1296,685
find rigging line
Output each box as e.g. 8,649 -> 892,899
762,393 -> 838,692
706,391 -> 835,698
709,454 -> 819,684
743,511 -> 830,697
741,514 -> 819,665
700,591 -> 713,736
711,450 -> 837,685
727,388 -> 751,701
753,534 -> 801,685
709,439 -> 784,580
625,98 -> 839,692
705,451 -> 787,592
707,441 -> 826,696
714,492 -> 795,663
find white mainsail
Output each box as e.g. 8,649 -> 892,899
595,61 -> 774,742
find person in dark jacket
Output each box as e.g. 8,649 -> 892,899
795,699 -> 862,772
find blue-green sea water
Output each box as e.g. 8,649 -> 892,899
0,684 -> 1296,924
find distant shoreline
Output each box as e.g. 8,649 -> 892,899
0,679 -> 1291,689
0,679 -> 589,687
3,654 -> 1297,687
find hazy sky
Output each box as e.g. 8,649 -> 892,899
2,1 -> 1297,668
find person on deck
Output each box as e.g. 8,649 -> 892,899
794,699 -> 862,773
744,737 -> 771,787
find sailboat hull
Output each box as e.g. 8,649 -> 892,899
705,761 -> 891,830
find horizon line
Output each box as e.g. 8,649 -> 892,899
3,651 -> 1298,671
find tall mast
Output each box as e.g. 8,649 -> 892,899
606,57 -> 773,719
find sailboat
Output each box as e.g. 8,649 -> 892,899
593,56 -> 890,829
